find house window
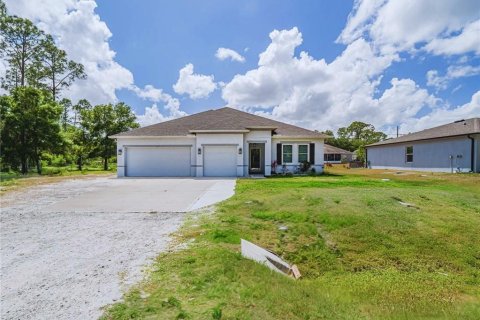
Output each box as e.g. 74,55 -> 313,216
334,154 -> 341,161
298,145 -> 309,162
324,154 -> 328,161
282,144 -> 293,163
405,146 -> 413,163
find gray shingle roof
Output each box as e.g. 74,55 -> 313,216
112,107 -> 329,138
367,118 -> 480,147
324,144 -> 354,154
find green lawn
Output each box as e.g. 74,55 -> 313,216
102,169 -> 480,320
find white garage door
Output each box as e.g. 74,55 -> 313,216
203,145 -> 237,177
126,146 -> 191,177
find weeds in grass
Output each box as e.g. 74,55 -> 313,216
102,168 -> 480,320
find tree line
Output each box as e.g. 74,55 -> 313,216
0,1 -> 139,174
322,121 -> 387,162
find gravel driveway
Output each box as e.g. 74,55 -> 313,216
0,176 -> 235,319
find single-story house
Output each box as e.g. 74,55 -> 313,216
111,107 -> 329,177
366,118 -> 480,173
324,144 -> 355,163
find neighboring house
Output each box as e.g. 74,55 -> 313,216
324,144 -> 355,163
111,107 -> 329,177
366,118 -> 480,173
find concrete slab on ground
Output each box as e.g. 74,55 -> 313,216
43,178 -> 236,213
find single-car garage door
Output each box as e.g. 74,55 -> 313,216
126,146 -> 191,177
203,145 -> 237,177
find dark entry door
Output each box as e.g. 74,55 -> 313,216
249,143 -> 264,174
250,148 -> 261,171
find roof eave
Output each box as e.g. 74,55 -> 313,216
366,133 -> 475,147
189,129 -> 251,133
109,134 -> 196,139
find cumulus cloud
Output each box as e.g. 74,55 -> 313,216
424,20 -> 480,56
173,63 -> 217,99
221,27 -> 477,135
131,84 -> 187,126
136,102 -> 187,127
223,27 -> 411,130
399,90 -> 480,133
338,0 -> 480,56
3,0 -> 189,122
427,65 -> 480,91
5,0 -> 134,104
215,48 -> 245,62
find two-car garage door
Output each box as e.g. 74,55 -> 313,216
126,146 -> 191,177
125,145 -> 238,177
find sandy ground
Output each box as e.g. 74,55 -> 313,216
0,176 -> 235,319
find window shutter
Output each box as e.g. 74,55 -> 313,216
276,143 -> 282,164
309,143 -> 315,164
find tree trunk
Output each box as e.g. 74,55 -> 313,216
21,156 -> 28,175
77,155 -> 82,171
35,148 -> 42,174
36,157 -> 42,175
103,157 -> 108,171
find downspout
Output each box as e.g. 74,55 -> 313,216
467,135 -> 474,173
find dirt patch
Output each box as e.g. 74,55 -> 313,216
0,177 -> 185,319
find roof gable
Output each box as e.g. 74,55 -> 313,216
112,107 -> 329,138
367,118 -> 480,147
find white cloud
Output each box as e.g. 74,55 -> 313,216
215,48 -> 245,62
3,0 -> 187,118
427,65 -> 480,90
223,27 -> 480,136
423,20 -> 480,56
337,0 -> 386,45
5,0 -> 133,104
173,63 -> 217,99
131,84 -> 166,102
136,102 -> 187,127
223,27 -> 412,130
338,0 -> 480,56
399,90 -> 480,133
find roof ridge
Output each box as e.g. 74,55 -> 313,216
221,107 -> 323,135
367,117 -> 480,147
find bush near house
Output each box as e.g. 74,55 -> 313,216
102,168 -> 480,320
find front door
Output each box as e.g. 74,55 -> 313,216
249,143 -> 264,174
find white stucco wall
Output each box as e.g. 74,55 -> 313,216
271,138 -> 325,174
366,136 -> 476,173
244,130 -> 272,176
116,137 -> 196,177
115,134 -> 327,177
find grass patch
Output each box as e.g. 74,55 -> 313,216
102,168 -> 480,319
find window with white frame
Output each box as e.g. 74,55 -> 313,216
405,146 -> 413,163
298,144 -> 309,162
282,144 -> 293,163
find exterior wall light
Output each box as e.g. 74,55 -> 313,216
238,147 -> 242,155
118,149 -> 123,156
198,147 -> 202,155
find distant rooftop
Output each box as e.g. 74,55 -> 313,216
324,144 -> 354,154
367,118 -> 480,147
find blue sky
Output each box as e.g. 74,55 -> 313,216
98,0 -> 354,114
3,0 -> 480,134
